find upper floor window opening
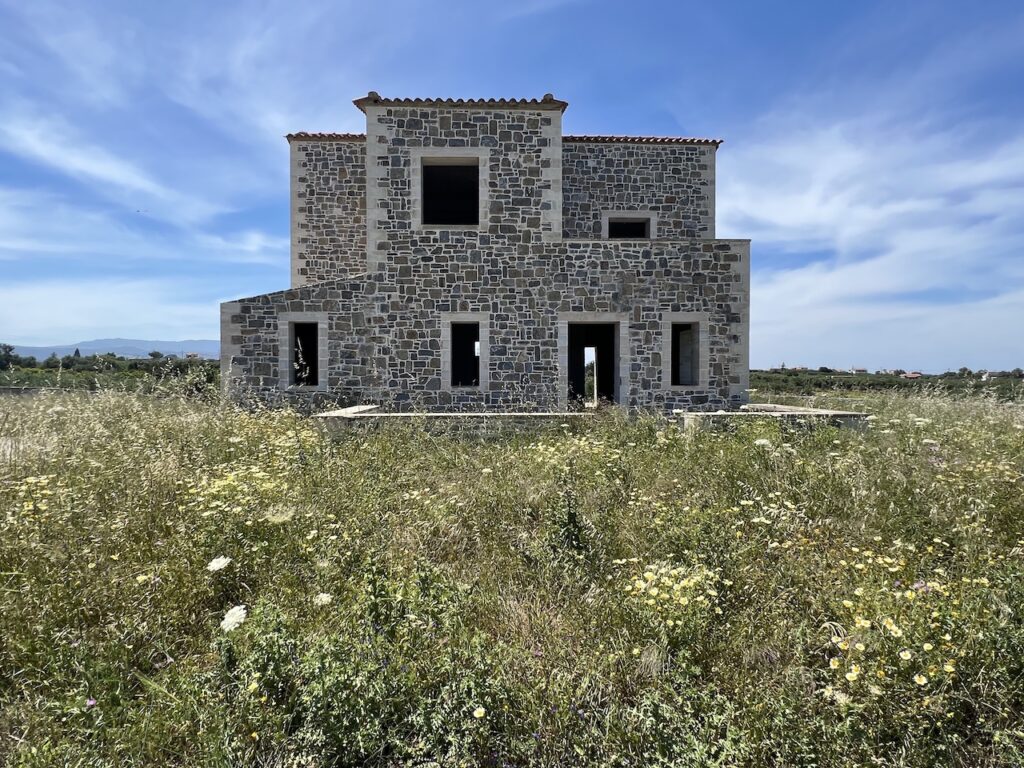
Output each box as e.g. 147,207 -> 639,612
602,212 -> 657,239
422,157 -> 480,226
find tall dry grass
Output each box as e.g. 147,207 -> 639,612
1,386 -> 1023,766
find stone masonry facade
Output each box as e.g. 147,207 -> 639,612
221,92 -> 750,412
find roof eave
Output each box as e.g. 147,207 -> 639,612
564,135 -> 723,147
352,91 -> 569,113
285,132 -> 366,143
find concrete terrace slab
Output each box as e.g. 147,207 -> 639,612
314,408 -> 595,422
313,404 -> 381,418
312,407 -> 597,436
673,403 -> 868,430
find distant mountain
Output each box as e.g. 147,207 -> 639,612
10,339 -> 219,360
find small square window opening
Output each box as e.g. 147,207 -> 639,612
608,217 -> 651,239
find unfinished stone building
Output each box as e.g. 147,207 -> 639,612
220,92 -> 750,412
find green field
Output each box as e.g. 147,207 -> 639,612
752,369 -> 1024,401
0,346 -> 218,393
2,388 -> 1023,766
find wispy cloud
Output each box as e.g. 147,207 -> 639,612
0,104 -> 230,224
0,0 -> 144,106
1,0 -> 1021,367
163,2 -> 395,148
713,20 -> 1024,371
0,187 -> 148,258
718,119 -> 1024,370
194,230 -> 289,265
0,278 -> 216,345
0,186 -> 287,268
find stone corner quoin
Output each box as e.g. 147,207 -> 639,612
222,92 -> 750,413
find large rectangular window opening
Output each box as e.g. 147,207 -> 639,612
291,322 -> 319,386
422,158 -> 479,226
671,323 -> 698,386
607,217 -> 651,239
451,322 -> 480,387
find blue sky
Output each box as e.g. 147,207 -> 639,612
1,0 -> 1022,371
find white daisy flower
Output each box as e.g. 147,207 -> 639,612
220,605 -> 247,633
206,556 -> 232,572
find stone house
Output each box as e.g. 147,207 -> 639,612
220,92 -> 750,412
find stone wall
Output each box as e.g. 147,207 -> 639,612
223,98 -> 749,413
562,140 -> 715,239
222,276 -> 380,397
364,104 -> 562,265
291,139 -> 367,287
222,238 -> 749,412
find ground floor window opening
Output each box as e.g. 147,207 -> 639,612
671,322 -> 698,386
291,322 -> 319,386
451,322 -> 481,387
568,323 -> 617,405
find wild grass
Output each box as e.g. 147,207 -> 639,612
1,388 -> 1023,766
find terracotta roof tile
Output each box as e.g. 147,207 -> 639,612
286,132 -> 365,143
284,132 -> 722,147
352,91 -> 569,112
564,135 -> 722,146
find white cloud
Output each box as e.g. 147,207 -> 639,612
0,278 -> 217,345
715,75 -> 1024,372
0,108 -> 226,224
0,186 -> 286,266
0,187 -> 152,257
0,0 -> 144,106
195,230 -> 289,265
3,0 -> 1021,371
163,2 -> 389,150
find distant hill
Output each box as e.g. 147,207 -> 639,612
10,339 -> 219,360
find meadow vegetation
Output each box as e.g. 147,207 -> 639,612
0,343 -> 219,392
751,368 -> 1024,401
1,387 -> 1023,766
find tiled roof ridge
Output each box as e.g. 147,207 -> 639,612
565,135 -> 722,146
285,132 -> 722,146
353,91 -> 569,112
286,132 -> 365,142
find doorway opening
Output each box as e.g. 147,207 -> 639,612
450,321 -> 481,387
583,346 -> 597,407
568,323 -> 617,405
